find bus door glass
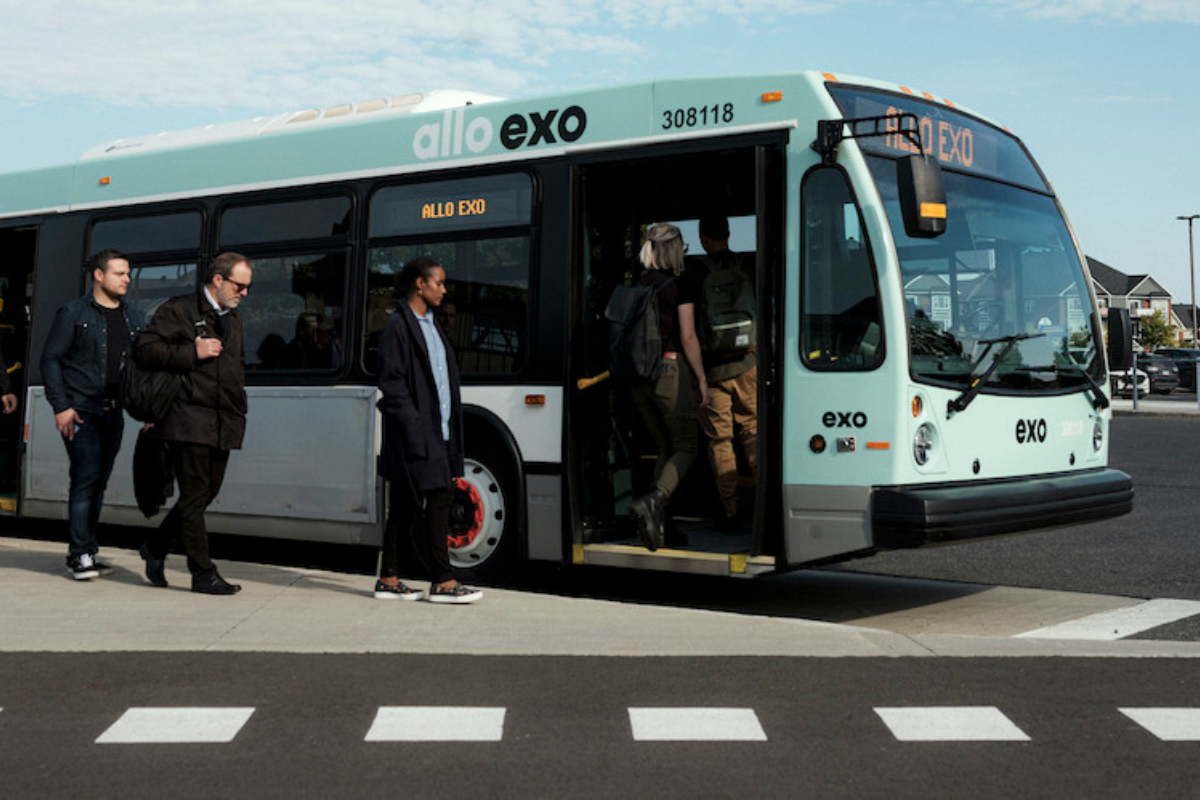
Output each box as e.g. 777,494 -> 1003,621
0,224 -> 36,510
575,146 -> 763,552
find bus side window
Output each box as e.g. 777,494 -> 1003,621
801,167 -> 884,371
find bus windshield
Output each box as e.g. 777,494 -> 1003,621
867,157 -> 1102,393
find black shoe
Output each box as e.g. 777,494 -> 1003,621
192,572 -> 241,595
139,544 -> 168,587
629,487 -> 667,551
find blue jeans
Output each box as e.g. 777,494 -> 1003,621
63,407 -> 124,557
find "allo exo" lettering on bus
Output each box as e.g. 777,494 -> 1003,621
884,106 -> 975,169
413,106 -> 589,160
421,198 -> 487,220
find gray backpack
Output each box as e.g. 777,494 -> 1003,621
701,255 -> 755,355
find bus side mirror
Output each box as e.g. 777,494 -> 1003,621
1106,307 -> 1133,371
897,154 -> 947,239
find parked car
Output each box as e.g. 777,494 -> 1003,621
1154,347 -> 1199,391
1135,352 -> 1180,394
1110,367 -> 1149,398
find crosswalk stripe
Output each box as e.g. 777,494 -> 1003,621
1016,599 -> 1200,640
95,707 -> 255,744
365,706 -> 506,741
1119,708 -> 1200,741
629,708 -> 767,741
874,707 -> 1031,741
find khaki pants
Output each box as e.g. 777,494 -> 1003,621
699,365 -> 758,516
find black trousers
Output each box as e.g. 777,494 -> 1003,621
380,481 -> 454,584
145,443 -> 230,579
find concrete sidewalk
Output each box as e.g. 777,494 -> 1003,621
1111,397 -> 1200,416
2,535 -> 1199,658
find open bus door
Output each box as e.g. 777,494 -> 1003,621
0,223 -> 36,514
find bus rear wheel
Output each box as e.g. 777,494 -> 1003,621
447,456 -> 514,582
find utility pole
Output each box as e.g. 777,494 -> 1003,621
1177,214 -> 1199,408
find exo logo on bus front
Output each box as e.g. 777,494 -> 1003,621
1015,418 -> 1048,444
413,105 -> 589,160
882,105 -> 975,170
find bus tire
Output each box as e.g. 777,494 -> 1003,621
448,451 -> 517,583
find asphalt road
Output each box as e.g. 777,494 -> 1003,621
2,654 -> 1197,798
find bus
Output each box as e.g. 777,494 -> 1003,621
0,72 -> 1133,581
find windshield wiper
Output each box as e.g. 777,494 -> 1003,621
947,332 -> 1045,416
1017,362 -> 1110,411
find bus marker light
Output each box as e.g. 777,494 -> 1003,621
99,176 -> 111,186
525,394 -> 546,406
867,442 -> 890,450
809,435 -> 826,454
821,72 -> 838,82
912,396 -> 923,417
921,203 -> 947,219
761,91 -> 783,103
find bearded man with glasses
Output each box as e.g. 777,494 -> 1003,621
135,252 -> 253,595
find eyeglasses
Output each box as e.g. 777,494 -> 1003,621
224,277 -> 251,294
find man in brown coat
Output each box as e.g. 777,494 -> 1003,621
136,252 -> 252,595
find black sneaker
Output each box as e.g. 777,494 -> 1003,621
92,556 -> 116,576
66,554 -> 99,581
139,544 -> 168,587
373,579 -> 425,601
426,582 -> 483,604
629,488 -> 667,551
192,572 -> 241,595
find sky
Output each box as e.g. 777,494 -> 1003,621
2,0 -> 1198,301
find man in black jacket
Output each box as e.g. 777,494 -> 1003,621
41,250 -> 144,580
135,252 -> 252,595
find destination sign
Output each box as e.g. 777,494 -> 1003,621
826,86 -> 1048,192
370,173 -> 533,237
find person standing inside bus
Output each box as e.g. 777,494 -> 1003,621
135,252 -> 252,595
1,343 -> 16,414
40,250 -> 144,580
689,216 -> 758,534
375,257 -> 481,604
627,224 -> 709,551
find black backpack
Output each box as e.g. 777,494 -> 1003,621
120,299 -> 205,423
700,254 -> 755,355
604,282 -> 662,383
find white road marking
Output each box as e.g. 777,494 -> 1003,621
1120,708 -> 1200,741
628,708 -> 767,741
875,707 -> 1031,741
1016,599 -> 1200,640
364,706 -> 506,741
95,707 -> 255,744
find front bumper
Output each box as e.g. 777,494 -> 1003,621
871,468 -> 1133,549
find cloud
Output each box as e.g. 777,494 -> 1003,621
966,0 -> 1200,24
0,0 -> 846,112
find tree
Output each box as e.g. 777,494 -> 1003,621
1139,309 -> 1175,349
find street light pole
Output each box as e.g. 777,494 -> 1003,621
1178,214 -> 1199,408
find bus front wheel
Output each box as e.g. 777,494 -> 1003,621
447,455 -> 515,582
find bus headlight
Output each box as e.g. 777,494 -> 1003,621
1093,419 -> 1104,452
913,424 -> 934,466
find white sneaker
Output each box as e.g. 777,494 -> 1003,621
67,554 -> 99,581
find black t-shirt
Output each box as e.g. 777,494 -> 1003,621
103,305 -> 131,399
638,269 -> 696,354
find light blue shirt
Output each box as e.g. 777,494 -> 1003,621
412,306 -> 451,442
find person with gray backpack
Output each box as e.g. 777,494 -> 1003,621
690,216 -> 758,534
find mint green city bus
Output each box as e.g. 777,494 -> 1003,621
0,72 -> 1132,580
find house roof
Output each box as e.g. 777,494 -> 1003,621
1086,257 -> 1171,297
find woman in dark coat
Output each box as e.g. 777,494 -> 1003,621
374,257 -> 482,604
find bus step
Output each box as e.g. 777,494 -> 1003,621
573,543 -> 775,577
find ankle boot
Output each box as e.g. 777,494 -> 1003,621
629,487 -> 668,551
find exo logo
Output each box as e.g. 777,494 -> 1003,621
500,106 -> 587,150
822,411 -> 868,429
1016,418 -> 1048,444
413,105 -> 588,161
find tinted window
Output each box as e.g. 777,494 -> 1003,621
90,211 -> 202,254
127,262 -> 199,319
365,237 -> 530,374
242,252 -> 347,373
220,196 -> 351,246
801,168 -> 884,371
